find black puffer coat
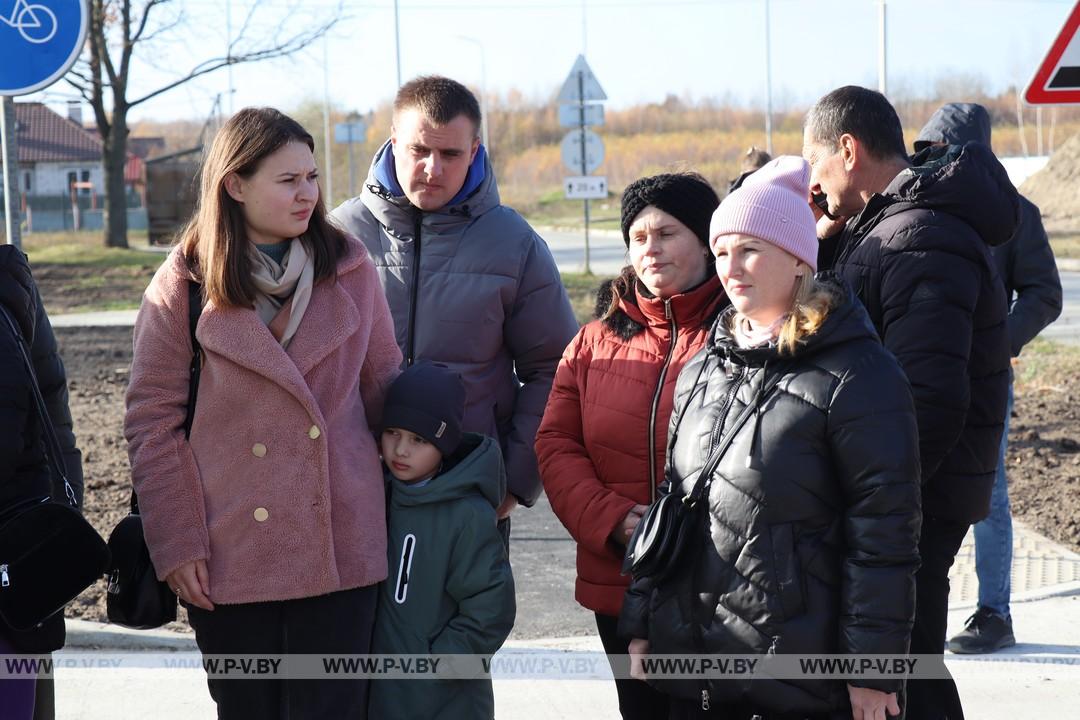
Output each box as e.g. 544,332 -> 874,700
0,245 -> 80,653
824,142 -> 1013,525
619,277 -> 921,715
914,102 -> 1062,357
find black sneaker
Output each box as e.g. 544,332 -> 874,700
948,607 -> 1016,654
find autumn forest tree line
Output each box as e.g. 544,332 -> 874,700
130,82 -> 1080,215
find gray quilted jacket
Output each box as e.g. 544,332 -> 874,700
331,142 -> 577,506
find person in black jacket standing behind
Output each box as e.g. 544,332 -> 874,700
0,244 -> 84,720
803,87 -> 1015,720
911,103 -> 1064,655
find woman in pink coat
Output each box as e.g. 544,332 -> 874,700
124,107 -> 401,719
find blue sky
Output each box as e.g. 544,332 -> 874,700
26,0 -> 1079,122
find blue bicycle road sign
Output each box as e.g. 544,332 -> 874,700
0,0 -> 88,95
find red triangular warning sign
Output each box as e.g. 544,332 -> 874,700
1026,1 -> 1080,104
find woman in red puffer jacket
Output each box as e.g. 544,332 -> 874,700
536,172 -> 726,720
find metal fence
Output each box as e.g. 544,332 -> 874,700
0,191 -> 147,233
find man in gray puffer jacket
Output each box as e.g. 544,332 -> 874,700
332,76 -> 578,533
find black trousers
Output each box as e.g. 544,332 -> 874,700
596,612 -> 671,720
668,700 -> 840,720
905,515 -> 971,720
185,585 -> 377,720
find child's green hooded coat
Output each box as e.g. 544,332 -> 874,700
369,433 -> 516,719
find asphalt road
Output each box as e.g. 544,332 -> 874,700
539,227 -> 1080,345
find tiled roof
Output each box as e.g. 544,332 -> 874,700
14,102 -> 104,164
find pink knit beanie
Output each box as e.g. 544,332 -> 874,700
709,155 -> 819,271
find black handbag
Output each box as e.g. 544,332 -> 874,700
623,365 -> 785,582
105,280 -> 202,629
0,306 -> 111,632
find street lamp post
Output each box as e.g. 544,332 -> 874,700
456,36 -> 490,154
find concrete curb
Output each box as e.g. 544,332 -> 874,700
65,619 -> 196,651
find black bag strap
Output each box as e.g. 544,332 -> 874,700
0,304 -> 77,508
183,280 -> 203,440
130,280 -> 202,515
681,363 -> 787,508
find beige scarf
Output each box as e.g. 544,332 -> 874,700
249,239 -> 315,349
732,312 -> 788,349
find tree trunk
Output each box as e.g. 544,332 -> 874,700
102,114 -> 129,248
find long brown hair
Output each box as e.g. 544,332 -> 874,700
180,107 -> 347,307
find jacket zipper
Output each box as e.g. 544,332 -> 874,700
647,300 -> 678,504
394,534 -> 417,604
1,564 -> 9,587
708,360 -> 747,451
406,212 -> 423,366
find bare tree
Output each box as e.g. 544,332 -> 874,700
67,0 -> 340,248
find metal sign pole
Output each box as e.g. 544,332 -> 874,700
348,125 -> 356,198
578,70 -> 591,275
1,96 -> 21,248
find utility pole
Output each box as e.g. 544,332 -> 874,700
1,97 -> 20,248
764,0 -> 773,155
322,37 -> 334,206
226,0 -> 234,114
394,0 -> 402,88
878,0 -> 887,96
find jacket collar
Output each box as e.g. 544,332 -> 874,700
190,242 -> 366,420
620,274 -> 725,330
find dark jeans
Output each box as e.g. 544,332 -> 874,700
906,515 -> 971,720
595,612 -> 670,720
974,384 -> 1013,617
185,585 -> 377,720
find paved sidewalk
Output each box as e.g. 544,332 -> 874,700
51,522 -> 1080,719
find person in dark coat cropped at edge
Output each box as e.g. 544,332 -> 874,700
0,245 -> 84,720
911,102 -> 1063,656
803,87 -> 1015,720
537,173 -> 726,720
621,157 -> 921,720
331,77 -> 578,548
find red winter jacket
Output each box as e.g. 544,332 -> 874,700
536,274 -> 726,616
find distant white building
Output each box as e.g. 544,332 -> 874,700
10,101 -> 105,200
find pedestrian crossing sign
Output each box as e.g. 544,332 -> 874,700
1026,0 -> 1080,104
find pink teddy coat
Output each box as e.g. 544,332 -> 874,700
124,238 -> 402,604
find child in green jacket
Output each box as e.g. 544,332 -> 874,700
369,362 -> 516,720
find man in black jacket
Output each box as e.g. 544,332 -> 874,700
0,244 -> 83,720
803,86 -> 1015,720
913,103 -> 1063,655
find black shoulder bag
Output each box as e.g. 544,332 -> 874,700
622,365 -> 785,583
105,281 -> 202,629
0,306 -> 111,631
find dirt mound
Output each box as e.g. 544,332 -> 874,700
1021,132 -> 1080,230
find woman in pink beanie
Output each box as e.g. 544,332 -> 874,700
620,157 -> 923,720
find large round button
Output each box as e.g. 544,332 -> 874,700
253,507 -> 269,522
308,425 -> 321,440
252,443 -> 267,458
